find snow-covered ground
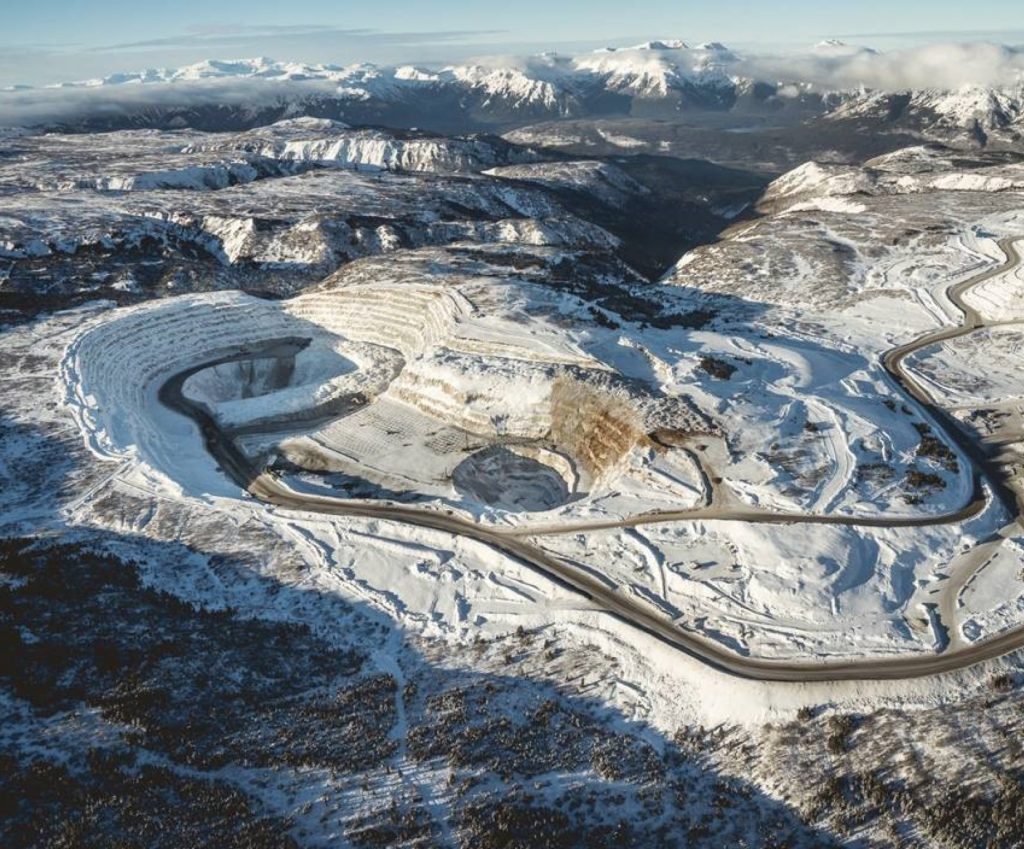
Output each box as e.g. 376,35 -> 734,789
2,128 -> 1024,764
0,122 -> 610,284
658,160 -> 1024,667
907,327 -> 1024,408
2,168 -> 1021,673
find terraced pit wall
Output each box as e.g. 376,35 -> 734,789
287,284 -> 463,359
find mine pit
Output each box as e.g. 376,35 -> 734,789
452,445 -> 577,512
183,341 -> 355,405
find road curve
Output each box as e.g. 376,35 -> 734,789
158,237 -> 1024,682
883,236 -> 1023,521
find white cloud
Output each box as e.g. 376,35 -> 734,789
0,79 -> 341,127
740,42 -> 1024,90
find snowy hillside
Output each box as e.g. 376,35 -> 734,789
825,84 -> 1024,144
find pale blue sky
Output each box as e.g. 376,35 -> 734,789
4,1 -> 1024,85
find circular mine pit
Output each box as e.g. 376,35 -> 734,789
452,445 -> 576,512
183,341 -> 355,405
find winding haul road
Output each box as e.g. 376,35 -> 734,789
160,238 -> 1024,682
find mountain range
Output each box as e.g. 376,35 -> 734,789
3,40 -> 1023,144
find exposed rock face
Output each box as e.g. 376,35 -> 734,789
549,377 -> 646,482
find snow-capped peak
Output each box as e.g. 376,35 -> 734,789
173,58 -> 279,80
574,40 -> 734,97
445,64 -> 567,111
630,39 -> 689,51
812,39 -> 878,57
393,66 -> 440,82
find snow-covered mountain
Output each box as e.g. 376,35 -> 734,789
72,57 -> 330,86
51,42 -> 739,95
825,84 -> 1024,144
571,41 -> 737,98
45,42 -> 744,117
6,40 -> 1024,144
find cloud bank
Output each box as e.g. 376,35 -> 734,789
740,42 -> 1024,90
0,78 -> 343,128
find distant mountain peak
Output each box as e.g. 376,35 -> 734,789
812,39 -> 879,57
630,39 -> 689,51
